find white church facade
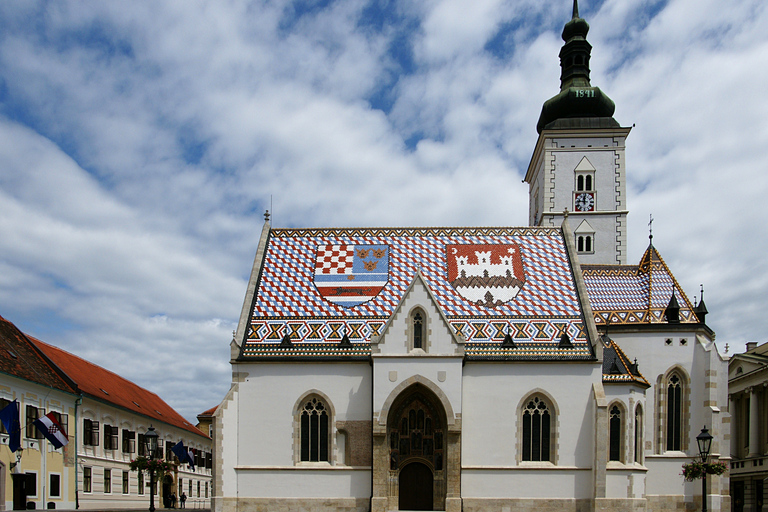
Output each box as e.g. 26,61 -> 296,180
212,3 -> 730,512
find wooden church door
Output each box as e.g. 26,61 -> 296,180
399,461 -> 433,510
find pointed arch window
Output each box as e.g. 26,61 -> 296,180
522,396 -> 551,462
409,308 -> 428,352
300,397 -> 329,462
666,374 -> 683,451
609,404 -> 622,462
634,405 -> 643,464
413,311 -> 423,349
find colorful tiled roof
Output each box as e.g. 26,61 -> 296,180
602,337 -> 650,387
241,226 -> 594,361
582,244 -> 697,326
0,315 -> 76,394
31,337 -> 207,439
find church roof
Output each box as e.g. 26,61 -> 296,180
601,336 -> 650,387
239,226 -> 595,361
581,243 -> 698,326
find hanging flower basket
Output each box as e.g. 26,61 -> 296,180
130,456 -> 174,474
681,461 -> 728,482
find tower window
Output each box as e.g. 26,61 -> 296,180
576,172 -> 594,192
577,235 -> 593,254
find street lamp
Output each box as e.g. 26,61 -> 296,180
145,426 -> 159,512
696,426 -> 713,512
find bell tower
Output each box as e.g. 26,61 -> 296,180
525,0 -> 631,265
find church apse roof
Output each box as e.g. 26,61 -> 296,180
239,226 -> 595,361
581,243 -> 698,326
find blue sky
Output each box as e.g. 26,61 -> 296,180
1,0 -> 766,422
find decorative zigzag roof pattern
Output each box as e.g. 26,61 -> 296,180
582,244 -> 697,325
241,226 -> 594,361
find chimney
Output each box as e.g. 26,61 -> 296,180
746,342 -> 758,353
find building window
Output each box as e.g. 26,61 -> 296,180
50,474 -> 61,498
26,406 -> 43,439
413,311 -> 423,349
634,405 -> 643,464
138,471 -> 144,495
122,430 -> 136,454
300,396 -> 330,462
83,467 -> 92,493
576,172 -> 594,192
166,440 -> 174,461
408,307 -> 428,352
522,396 -> 552,462
666,374 -> 683,451
577,234 -> 593,253
609,404 -> 623,462
138,433 -> 146,456
205,482 -> 208,498
84,419 -> 100,446
197,480 -> 200,497
104,425 -> 118,450
104,468 -> 112,494
189,479 -> 192,495
25,473 -> 37,498
122,471 -> 129,494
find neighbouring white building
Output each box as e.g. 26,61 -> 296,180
0,314 -> 213,510
213,3 -> 730,512
728,341 -> 768,512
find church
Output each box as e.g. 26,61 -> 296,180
212,3 -> 730,512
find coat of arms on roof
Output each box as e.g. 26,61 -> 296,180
446,244 -> 526,307
313,244 -> 389,308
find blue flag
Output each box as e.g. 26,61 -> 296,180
0,400 -> 21,452
171,441 -> 195,470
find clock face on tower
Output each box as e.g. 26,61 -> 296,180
574,192 -> 595,212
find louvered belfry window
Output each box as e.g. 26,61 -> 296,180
300,397 -> 329,462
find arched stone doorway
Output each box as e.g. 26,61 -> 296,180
388,384 -> 446,511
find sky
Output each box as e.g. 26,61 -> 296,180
0,0 -> 766,423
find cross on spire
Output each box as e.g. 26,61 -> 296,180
648,214 -> 654,242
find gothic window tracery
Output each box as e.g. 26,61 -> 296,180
609,404 -> 623,462
522,396 -> 552,462
300,397 -> 330,462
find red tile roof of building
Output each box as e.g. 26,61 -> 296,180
30,336 -> 207,439
0,315 -> 76,395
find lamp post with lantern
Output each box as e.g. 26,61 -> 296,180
696,426 -> 713,512
145,426 -> 159,512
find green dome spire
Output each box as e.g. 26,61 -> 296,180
536,0 -> 617,133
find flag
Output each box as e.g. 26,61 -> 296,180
33,412 -> 68,449
171,441 -> 194,470
0,400 -> 21,452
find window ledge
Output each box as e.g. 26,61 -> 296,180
235,464 -> 370,471
518,461 -> 556,468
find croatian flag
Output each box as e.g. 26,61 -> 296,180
33,412 -> 68,449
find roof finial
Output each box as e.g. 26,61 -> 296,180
264,209 -> 271,222
648,214 -> 654,244
573,0 -> 580,19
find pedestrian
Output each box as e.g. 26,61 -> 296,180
181,492 -> 187,509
